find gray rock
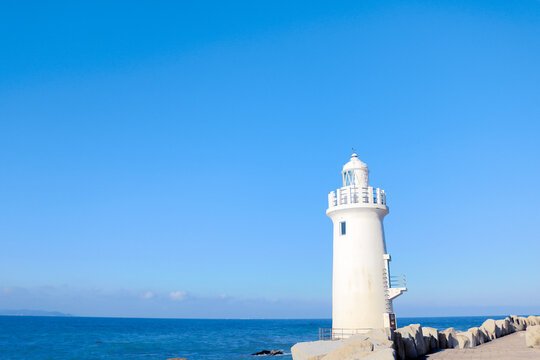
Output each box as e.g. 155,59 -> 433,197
480,319 -> 499,340
362,348 -> 396,360
252,350 -> 283,356
475,327 -> 489,344
495,319 -> 510,337
509,315 -> 526,331
453,333 -> 471,349
357,328 -> 392,349
438,328 -> 457,349
460,329 -> 481,347
518,316 -> 530,329
291,340 -> 346,360
395,324 -> 426,358
393,331 -> 406,360
292,330 -> 393,360
512,322 -> 526,332
528,315 -> 540,326
504,317 -> 515,334
319,338 -> 373,360
395,327 -> 417,359
466,327 -> 483,346
421,327 -> 439,353
526,325 -> 540,348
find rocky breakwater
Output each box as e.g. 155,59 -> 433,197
291,315 -> 540,360
392,315 -> 540,359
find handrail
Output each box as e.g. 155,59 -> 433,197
389,274 -> 406,288
319,328 -> 373,340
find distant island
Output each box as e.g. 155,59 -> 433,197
0,309 -> 72,317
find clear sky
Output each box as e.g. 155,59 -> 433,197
1,0 -> 539,318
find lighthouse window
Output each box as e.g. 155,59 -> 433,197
340,221 -> 346,235
345,171 -> 355,186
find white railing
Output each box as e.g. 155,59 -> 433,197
319,328 -> 373,340
328,186 -> 386,208
390,274 -> 406,288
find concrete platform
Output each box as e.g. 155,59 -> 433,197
421,331 -> 540,359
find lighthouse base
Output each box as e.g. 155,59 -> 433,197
292,328 -> 394,360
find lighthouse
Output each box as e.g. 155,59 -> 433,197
326,154 -> 406,335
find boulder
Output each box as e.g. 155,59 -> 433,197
458,331 -> 474,348
320,339 -> 373,360
292,340 -> 346,360
507,318 -> 514,334
467,327 -> 486,346
395,324 -> 426,358
526,325 -> 540,348
395,327 -> 417,359
518,316 -> 529,329
319,344 -> 370,360
504,317 -> 515,334
411,325 -> 427,356
392,331 -> 406,360
528,315 -> 540,326
358,329 -> 392,350
453,333 -> 471,349
371,339 -> 394,352
362,348 -> 396,360
478,327 -> 490,343
512,321 -> 526,332
480,319 -> 499,340
421,327 -> 439,353
495,319 -> 510,337
438,328 -> 457,349
252,350 -> 283,356
509,315 -> 526,331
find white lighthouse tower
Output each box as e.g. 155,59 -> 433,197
326,154 -> 406,335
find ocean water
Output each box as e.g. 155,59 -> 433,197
0,315 -> 509,360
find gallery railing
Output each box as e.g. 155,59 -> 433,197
328,186 -> 387,208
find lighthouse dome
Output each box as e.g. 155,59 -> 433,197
342,153 -> 367,172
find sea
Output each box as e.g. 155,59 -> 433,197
0,315 -> 510,360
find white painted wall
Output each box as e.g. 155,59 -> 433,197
328,206 -> 388,330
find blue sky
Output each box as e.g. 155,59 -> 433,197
1,0 -> 539,318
